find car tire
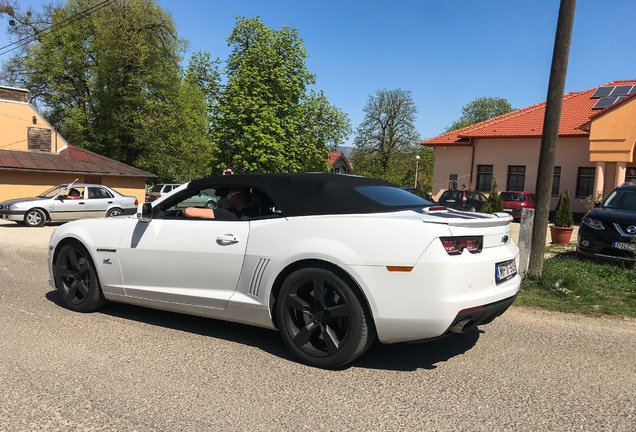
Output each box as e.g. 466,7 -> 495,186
54,243 -> 106,312
206,201 -> 215,209
106,208 -> 123,217
469,206 -> 476,212
276,267 -> 375,369
24,208 -> 46,227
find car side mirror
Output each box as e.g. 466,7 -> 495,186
137,202 -> 153,223
594,201 -> 601,208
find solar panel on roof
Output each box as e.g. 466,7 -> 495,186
610,85 -> 633,96
629,86 -> 636,95
591,86 -> 614,98
592,96 -> 620,109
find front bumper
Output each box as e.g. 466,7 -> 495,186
0,210 -> 26,222
577,226 -> 636,264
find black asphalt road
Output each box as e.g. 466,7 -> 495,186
0,223 -> 634,431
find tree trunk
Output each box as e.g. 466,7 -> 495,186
528,0 -> 576,277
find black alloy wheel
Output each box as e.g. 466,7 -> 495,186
276,267 -> 375,369
54,243 -> 106,312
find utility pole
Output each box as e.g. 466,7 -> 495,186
528,0 -> 576,277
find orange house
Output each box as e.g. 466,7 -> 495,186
0,86 -> 154,203
422,80 -> 636,215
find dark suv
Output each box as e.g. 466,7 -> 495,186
438,189 -> 487,212
577,183 -> 636,265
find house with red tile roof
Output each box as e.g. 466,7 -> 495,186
327,151 -> 352,174
422,80 -> 636,215
0,86 -> 154,203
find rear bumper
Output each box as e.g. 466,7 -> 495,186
445,294 -> 517,334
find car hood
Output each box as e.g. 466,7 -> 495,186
0,197 -> 48,206
586,208 -> 636,225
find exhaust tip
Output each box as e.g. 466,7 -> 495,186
450,318 -> 474,334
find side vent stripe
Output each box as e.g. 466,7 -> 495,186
249,258 -> 270,297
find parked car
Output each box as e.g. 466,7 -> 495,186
577,183 -> 636,265
500,191 -> 535,220
400,187 -> 434,202
146,183 -> 180,202
438,189 -> 487,212
0,183 -> 138,227
48,173 -> 519,369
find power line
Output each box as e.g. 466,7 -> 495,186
0,0 -> 116,57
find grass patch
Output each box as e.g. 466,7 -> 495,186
518,251 -> 636,318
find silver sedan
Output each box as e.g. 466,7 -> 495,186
0,183 -> 138,227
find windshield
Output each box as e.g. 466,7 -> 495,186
355,186 -> 431,207
603,189 -> 636,211
38,185 -> 69,198
500,192 -> 522,202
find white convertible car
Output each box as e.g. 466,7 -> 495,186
48,173 -> 520,368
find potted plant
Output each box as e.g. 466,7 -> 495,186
550,189 -> 574,245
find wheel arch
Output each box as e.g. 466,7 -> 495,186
268,259 -> 375,333
52,237 -> 99,279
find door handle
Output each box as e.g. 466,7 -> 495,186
79,202 -> 85,205
217,234 -> 239,245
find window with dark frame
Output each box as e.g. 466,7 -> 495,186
476,165 -> 493,192
626,167 -> 636,184
552,166 -> 561,196
576,167 -> 595,198
506,166 -> 526,191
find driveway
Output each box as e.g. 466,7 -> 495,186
0,219 -> 634,431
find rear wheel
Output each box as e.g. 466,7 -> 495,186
54,243 -> 106,312
106,207 -> 123,217
469,206 -> 476,212
276,267 -> 375,369
24,208 -> 46,227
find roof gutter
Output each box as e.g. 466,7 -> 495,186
469,138 -> 475,190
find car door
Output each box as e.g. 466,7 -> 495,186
51,187 -> 87,221
117,213 -> 250,310
85,187 -> 115,218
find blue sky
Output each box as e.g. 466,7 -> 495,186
1,0 -> 635,144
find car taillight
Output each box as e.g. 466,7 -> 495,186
134,199 -> 138,205
439,236 -> 483,255
462,193 -> 467,203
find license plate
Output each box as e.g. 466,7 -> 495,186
496,259 -> 517,284
503,208 -> 513,212
613,242 -> 636,252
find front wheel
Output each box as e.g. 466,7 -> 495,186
54,243 -> 106,312
24,208 -> 46,227
276,267 -> 375,369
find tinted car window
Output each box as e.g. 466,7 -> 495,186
440,190 -> 463,200
604,189 -> 636,210
151,185 -> 164,192
355,186 -> 429,207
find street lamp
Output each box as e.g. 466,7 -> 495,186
414,155 -> 420,189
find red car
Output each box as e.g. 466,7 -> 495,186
500,191 -> 535,220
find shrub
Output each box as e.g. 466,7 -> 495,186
482,177 -> 504,213
554,189 -> 574,227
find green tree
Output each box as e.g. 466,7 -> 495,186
1,0 -> 216,181
214,16 -> 350,173
482,177 -> 504,213
351,88 -> 420,181
445,96 -> 514,132
553,189 -> 574,227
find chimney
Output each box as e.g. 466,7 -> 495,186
0,85 -> 29,103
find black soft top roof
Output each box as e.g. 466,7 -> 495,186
188,173 -> 420,217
